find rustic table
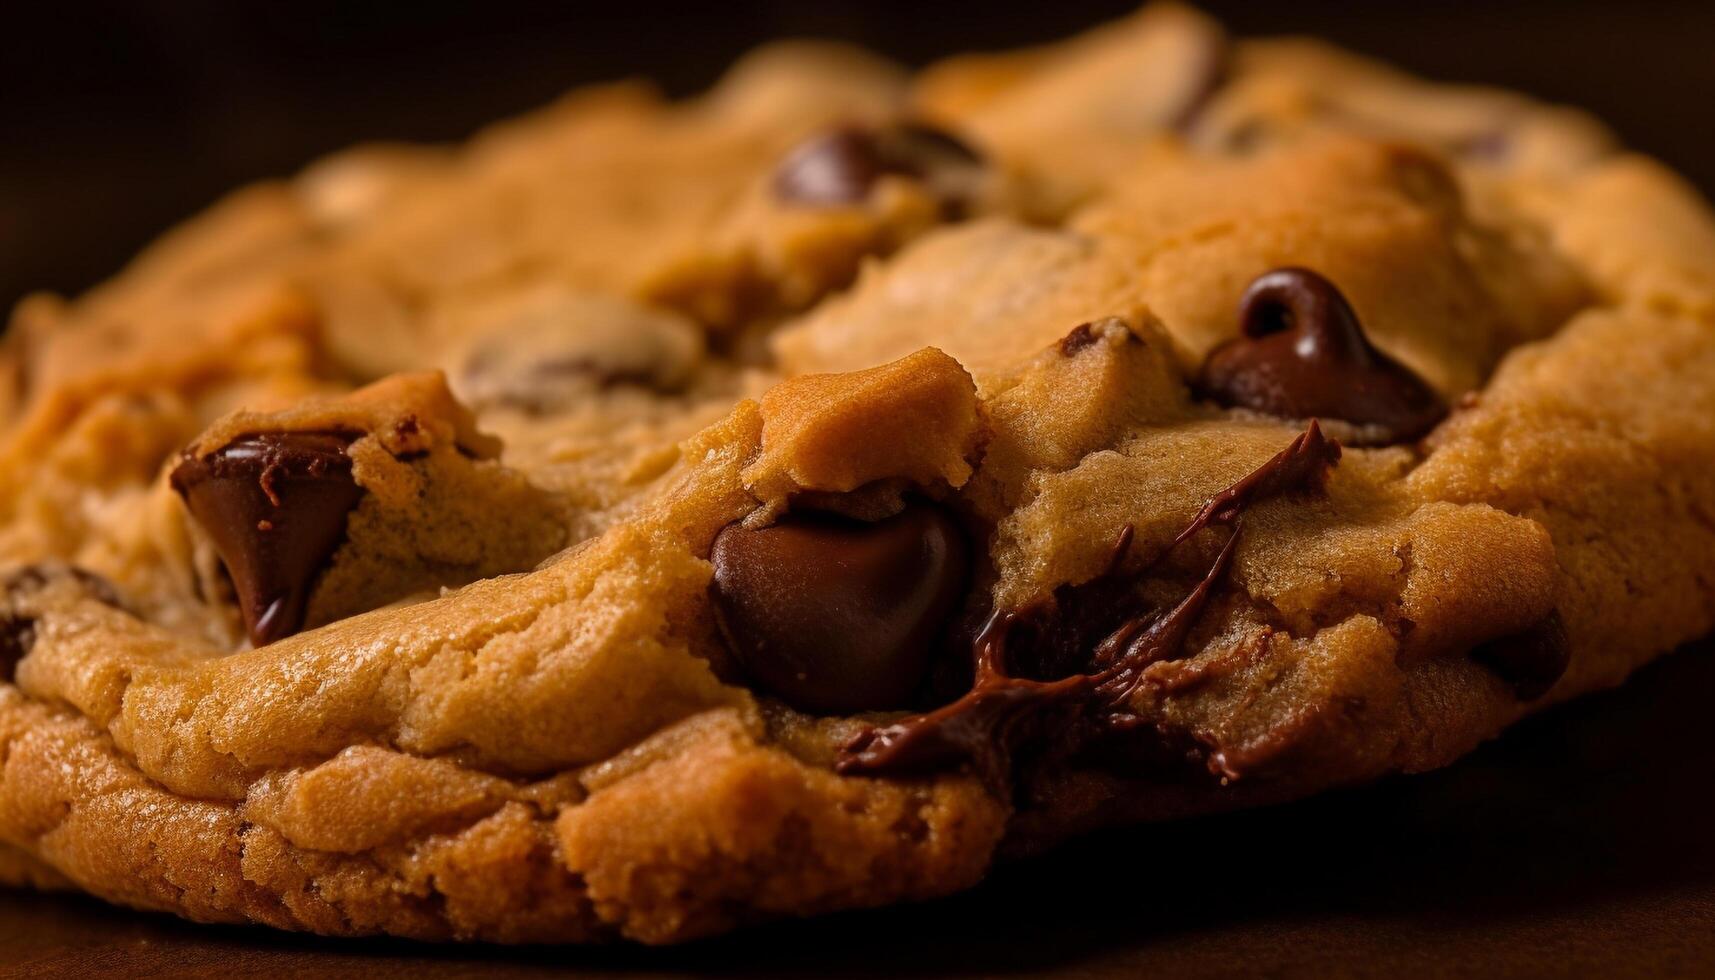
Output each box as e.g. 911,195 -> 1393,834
3,640 -> 1711,978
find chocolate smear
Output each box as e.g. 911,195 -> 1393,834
1197,267 -> 1447,445
710,502 -> 971,715
171,432 -> 363,647
838,422 -> 1341,784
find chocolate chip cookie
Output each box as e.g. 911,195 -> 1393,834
2,3 -> 1713,945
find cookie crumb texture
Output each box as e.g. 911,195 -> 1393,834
2,3 -> 1714,944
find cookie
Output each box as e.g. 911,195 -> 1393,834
2,2 -> 1713,946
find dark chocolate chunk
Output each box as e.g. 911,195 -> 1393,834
838,422 -> 1342,783
170,432 -> 363,647
1472,612 -> 1570,700
0,613 -> 34,685
709,502 -> 971,715
773,128 -> 880,206
773,122 -> 984,213
1197,267 -> 1448,445
1058,322 -> 1103,356
1058,318 -> 1141,358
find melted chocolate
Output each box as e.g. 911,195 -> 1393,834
773,121 -> 984,214
710,502 -> 971,715
1472,612 -> 1569,700
837,422 -> 1341,783
170,432 -> 363,647
1197,268 -> 1448,445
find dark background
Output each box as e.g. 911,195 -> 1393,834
4,1 -> 1714,317
3,5 -> 1715,974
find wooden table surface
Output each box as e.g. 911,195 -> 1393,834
2,639 -> 1712,978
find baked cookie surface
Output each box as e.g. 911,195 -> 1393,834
2,3 -> 1713,944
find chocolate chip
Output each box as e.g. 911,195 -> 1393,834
1472,612 -> 1569,700
774,128 -> 879,206
709,502 -> 971,715
1196,268 -> 1448,445
170,432 -> 363,647
463,354 -> 675,414
773,122 -> 984,214
839,423 -> 1343,782
0,612 -> 35,684
1059,318 -> 1141,358
530,356 -> 672,392
1058,322 -> 1102,356
453,294 -> 705,413
0,564 -> 126,682
1453,130 -> 1511,162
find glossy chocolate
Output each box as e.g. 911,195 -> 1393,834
1472,612 -> 1570,700
170,432 -> 363,647
773,121 -> 984,213
710,502 -> 971,715
1197,267 -> 1448,445
838,422 -> 1342,783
